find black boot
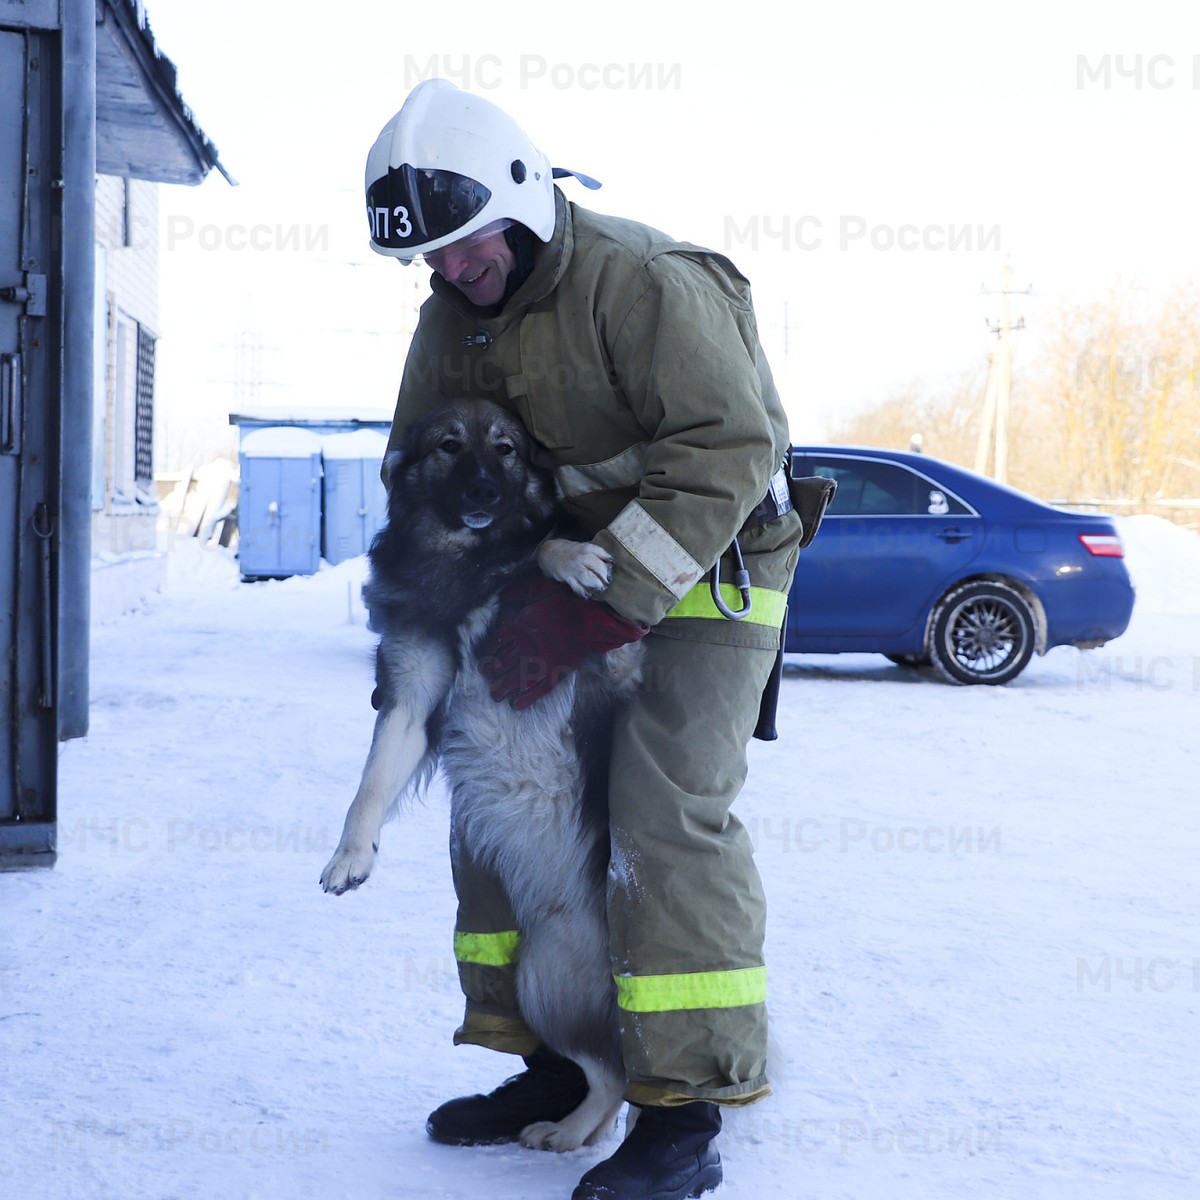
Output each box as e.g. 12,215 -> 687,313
572,1102 -> 723,1200
425,1049 -> 589,1146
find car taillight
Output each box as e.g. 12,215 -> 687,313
1079,533 -> 1124,558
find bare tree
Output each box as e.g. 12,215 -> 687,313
829,281 -> 1200,507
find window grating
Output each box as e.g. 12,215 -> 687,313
134,325 -> 155,486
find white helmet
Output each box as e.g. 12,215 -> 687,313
366,79 -> 577,263
360,82 -> 540,265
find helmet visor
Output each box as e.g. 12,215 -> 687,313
422,219 -> 513,273
366,164 -> 491,252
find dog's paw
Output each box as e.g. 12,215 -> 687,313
319,840 -> 377,895
538,539 -> 612,598
519,1120 -> 587,1153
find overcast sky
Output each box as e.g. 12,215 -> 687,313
143,0 -> 1200,464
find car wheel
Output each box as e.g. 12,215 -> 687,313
928,580 -> 1035,685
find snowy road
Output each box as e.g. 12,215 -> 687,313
2,516 -> 1197,1199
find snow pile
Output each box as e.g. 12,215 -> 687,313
238,427 -> 324,457
1117,514 -> 1200,613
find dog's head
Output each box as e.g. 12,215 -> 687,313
384,399 -> 557,541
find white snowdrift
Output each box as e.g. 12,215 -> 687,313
1,517 -> 1197,1199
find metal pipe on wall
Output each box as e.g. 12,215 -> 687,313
57,0 -> 97,741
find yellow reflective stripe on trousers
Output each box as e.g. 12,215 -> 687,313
454,930 -> 520,967
614,966 -> 767,1013
665,583 -> 788,628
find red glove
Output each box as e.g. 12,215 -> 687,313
478,577 -> 649,709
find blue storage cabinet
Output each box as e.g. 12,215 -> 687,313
238,427 -> 323,579
321,430 -> 389,565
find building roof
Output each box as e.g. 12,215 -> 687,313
229,408 -> 396,434
95,0 -> 234,185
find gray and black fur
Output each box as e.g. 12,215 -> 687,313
320,398 -> 643,1151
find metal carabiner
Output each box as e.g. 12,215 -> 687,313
710,536 -> 753,621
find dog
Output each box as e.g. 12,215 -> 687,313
319,397 -> 643,1152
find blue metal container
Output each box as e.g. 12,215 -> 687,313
237,427 -> 323,579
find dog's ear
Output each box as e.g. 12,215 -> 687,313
381,448 -> 406,491
383,419 -> 425,485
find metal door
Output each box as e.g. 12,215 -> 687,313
322,431 -> 387,565
1,19 -> 60,866
239,455 -> 324,578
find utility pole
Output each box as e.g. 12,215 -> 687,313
975,262 -> 1030,483
234,329 -> 265,408
769,299 -> 804,433
776,298 -> 803,359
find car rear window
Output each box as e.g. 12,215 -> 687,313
800,456 -> 972,517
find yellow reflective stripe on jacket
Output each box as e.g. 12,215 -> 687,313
454,930 -> 520,967
614,966 -> 767,1013
665,582 -> 788,629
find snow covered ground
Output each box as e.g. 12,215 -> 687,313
2,515 -> 1197,1200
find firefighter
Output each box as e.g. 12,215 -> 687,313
365,79 -> 803,1200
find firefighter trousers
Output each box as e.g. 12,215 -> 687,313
449,632 -> 776,1107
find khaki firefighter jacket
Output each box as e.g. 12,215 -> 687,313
386,189 -> 803,649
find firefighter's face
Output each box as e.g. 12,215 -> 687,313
425,230 -> 515,307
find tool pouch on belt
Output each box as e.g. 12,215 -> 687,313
788,472 -> 838,549
751,468 -> 837,741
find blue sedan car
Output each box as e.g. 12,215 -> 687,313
784,446 -> 1136,684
